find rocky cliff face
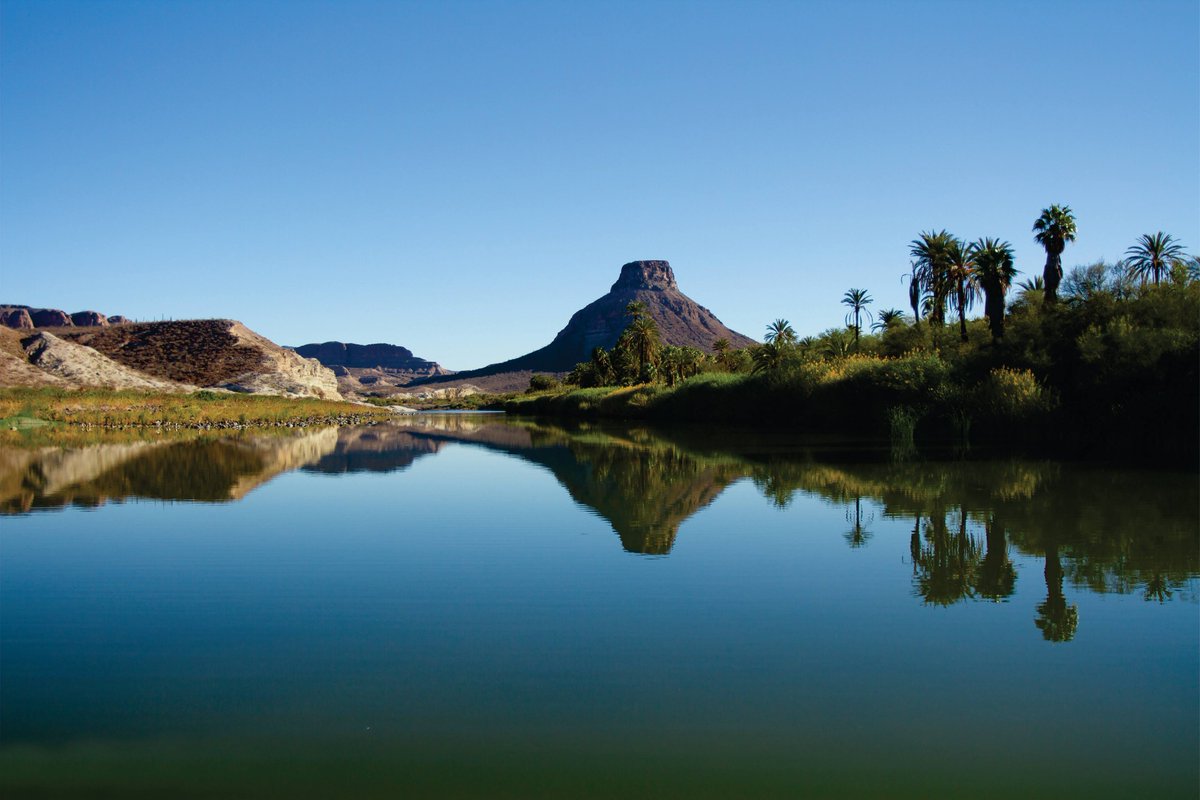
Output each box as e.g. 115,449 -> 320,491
1,305 -> 123,329
421,260 -> 756,380
0,308 -> 33,329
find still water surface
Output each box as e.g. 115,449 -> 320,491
2,415 -> 1197,798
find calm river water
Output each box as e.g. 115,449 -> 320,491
1,415 -> 1197,798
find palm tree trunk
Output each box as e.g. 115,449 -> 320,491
957,283 -> 967,341
1043,246 -> 1063,305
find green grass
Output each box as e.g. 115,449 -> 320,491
0,387 -> 395,428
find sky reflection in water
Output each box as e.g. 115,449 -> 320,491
1,416 -> 1197,799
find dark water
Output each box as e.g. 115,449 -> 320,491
1,416 -> 1197,798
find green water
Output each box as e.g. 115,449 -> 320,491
1,415 -> 1196,798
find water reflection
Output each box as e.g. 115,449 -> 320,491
1,417 -> 1195,642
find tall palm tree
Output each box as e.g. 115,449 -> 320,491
1123,232 -> 1187,285
841,288 -> 873,345
909,231 -> 954,325
945,238 -> 979,341
970,237 -> 1018,340
627,316 -> 659,380
1032,204 -> 1077,305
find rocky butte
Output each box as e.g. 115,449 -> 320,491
291,341 -> 453,397
418,260 -> 756,384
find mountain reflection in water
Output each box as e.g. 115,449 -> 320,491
1,416 -> 1195,642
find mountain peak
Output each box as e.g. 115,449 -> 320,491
409,259 -> 755,384
611,260 -> 677,292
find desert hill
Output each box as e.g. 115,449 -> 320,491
0,319 -> 341,399
413,260 -> 755,386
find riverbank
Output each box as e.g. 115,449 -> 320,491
502,350 -> 1198,465
0,387 -> 395,430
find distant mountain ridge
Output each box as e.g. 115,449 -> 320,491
414,260 -> 756,383
291,341 -> 453,397
292,341 -> 450,375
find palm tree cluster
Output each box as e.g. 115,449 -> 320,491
909,232 -> 1018,341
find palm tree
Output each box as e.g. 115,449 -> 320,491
945,238 -> 979,341
712,337 -> 732,371
872,308 -> 906,332
764,318 -> 797,345
909,231 -> 955,325
627,316 -> 659,380
841,288 -> 873,345
1032,204 -> 1077,305
1186,256 -> 1200,283
903,263 -> 925,325
1123,232 -> 1187,285
970,238 -> 1018,340
753,319 -> 797,373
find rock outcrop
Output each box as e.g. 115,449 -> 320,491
0,308 -> 33,329
70,310 -> 109,327
219,323 -> 341,399
29,308 -> 73,327
414,260 -> 756,382
1,305 -> 126,329
22,332 -> 188,391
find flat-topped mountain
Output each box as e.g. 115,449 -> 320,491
293,341 -> 450,375
292,341 -> 453,397
417,260 -> 755,383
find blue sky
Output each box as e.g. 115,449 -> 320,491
2,0 -> 1197,370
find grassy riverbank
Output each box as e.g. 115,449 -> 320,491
0,387 -> 394,429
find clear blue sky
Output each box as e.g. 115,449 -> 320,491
2,0 -> 1197,370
